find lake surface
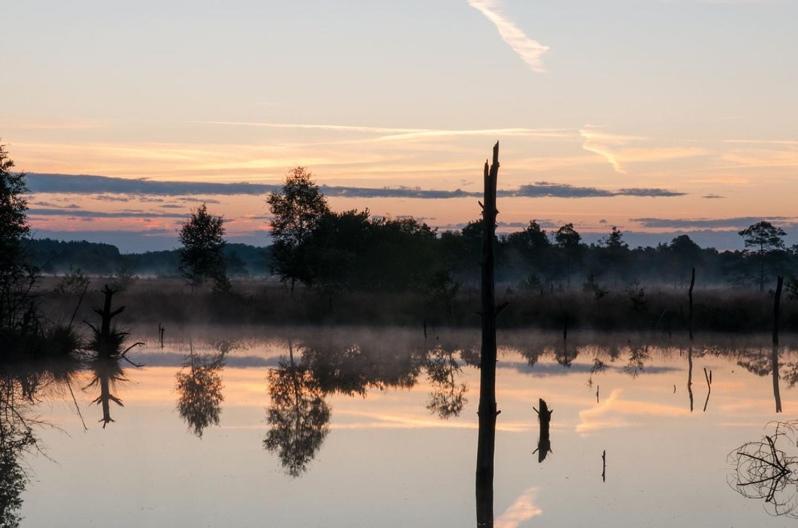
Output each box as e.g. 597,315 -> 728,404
4,327 -> 798,527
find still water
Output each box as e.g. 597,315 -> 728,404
4,327 -> 798,527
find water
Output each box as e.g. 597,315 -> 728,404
4,327 -> 798,527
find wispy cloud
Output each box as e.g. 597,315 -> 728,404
200,120 -> 570,142
579,127 -> 639,174
580,126 -> 708,174
468,0 -> 549,73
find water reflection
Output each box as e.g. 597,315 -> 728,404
533,399 -> 552,463
729,421 -> 798,518
84,358 -> 127,428
737,347 -> 783,414
0,368 -> 47,528
175,343 -> 228,438
424,344 -> 468,419
264,342 -> 331,477
3,331 -> 798,527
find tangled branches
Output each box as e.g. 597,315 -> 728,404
728,421 -> 798,518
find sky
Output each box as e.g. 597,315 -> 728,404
1,0 -> 797,252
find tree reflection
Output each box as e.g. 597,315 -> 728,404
300,342 -> 421,396
264,343 -> 330,477
737,348 -> 782,414
84,359 -> 127,428
728,421 -> 798,518
424,345 -> 467,419
176,344 -> 227,438
623,344 -> 649,378
0,372 -> 41,527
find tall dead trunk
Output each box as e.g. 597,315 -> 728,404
476,142 -> 500,528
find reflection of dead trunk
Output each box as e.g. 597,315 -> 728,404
772,344 -> 783,413
688,267 -> 695,341
773,277 -> 783,413
774,276 -> 783,346
158,323 -> 165,348
687,346 -> 694,412
602,450 -> 606,482
476,143 -> 500,528
533,398 -> 552,463
702,367 -> 712,413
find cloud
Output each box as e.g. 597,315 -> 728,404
467,0 -> 550,73
200,120 -> 570,142
29,207 -> 187,219
579,126 -> 708,173
495,487 -> 543,528
579,127 -> 637,174
633,216 -> 797,229
507,182 -> 684,198
577,389 -> 690,434
26,173 -> 685,200
702,194 -> 725,199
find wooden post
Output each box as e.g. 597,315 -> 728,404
773,276 -> 783,346
476,142 -> 500,528
688,267 -> 695,341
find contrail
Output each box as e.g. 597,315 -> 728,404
468,0 -> 549,73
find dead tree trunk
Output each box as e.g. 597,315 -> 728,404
89,285 -> 125,356
688,267 -> 695,341
476,142 -> 500,528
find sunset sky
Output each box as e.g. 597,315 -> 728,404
2,0 -> 796,251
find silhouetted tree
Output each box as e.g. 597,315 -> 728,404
554,223 -> 582,287
603,226 -> 627,250
0,143 -> 36,348
267,167 -> 330,292
178,204 -> 230,292
739,221 -> 786,291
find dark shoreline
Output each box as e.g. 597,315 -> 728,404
35,277 -> 798,335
